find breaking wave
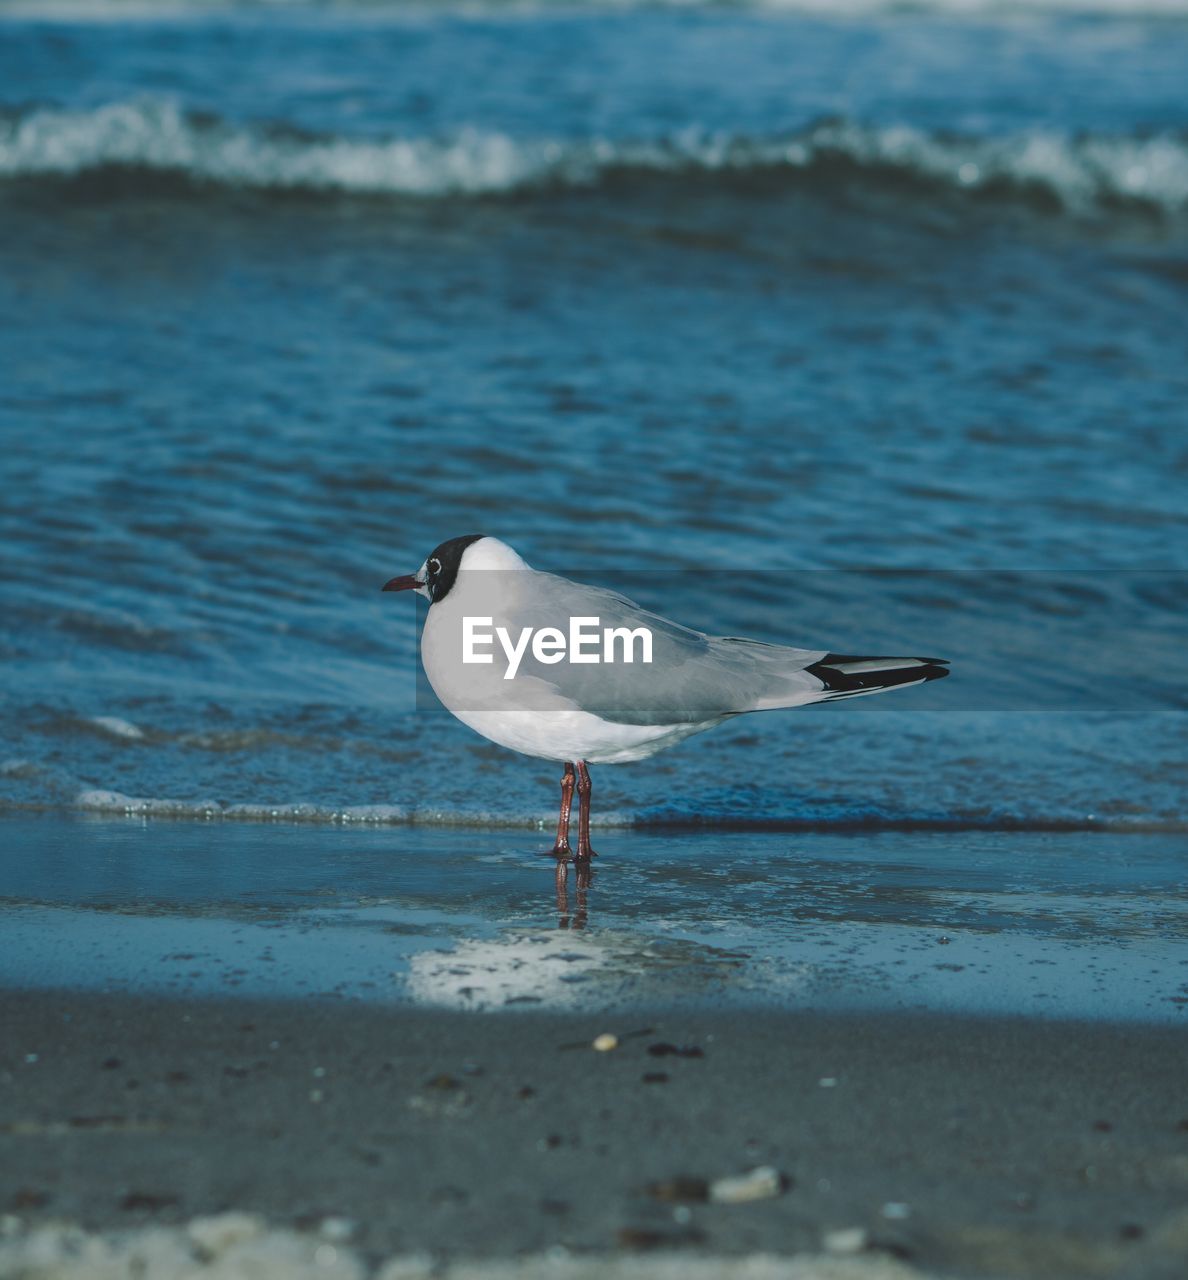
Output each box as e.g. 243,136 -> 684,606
3,99 -> 1188,218
9,0 -> 1188,17
66,788 -> 1188,833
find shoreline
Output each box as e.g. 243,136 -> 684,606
5,800 -> 1187,837
2,989 -> 1186,1278
2,814 -> 1186,1025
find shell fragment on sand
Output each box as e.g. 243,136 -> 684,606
647,1166 -> 789,1206
709,1165 -> 789,1204
825,1227 -> 871,1255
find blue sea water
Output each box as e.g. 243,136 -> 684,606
0,0 -> 1186,844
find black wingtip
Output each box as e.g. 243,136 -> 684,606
807,654 -> 951,696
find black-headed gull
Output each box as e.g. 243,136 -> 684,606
384,535 -> 948,864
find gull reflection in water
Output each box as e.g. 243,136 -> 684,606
555,859 -> 590,931
403,857 -> 800,1012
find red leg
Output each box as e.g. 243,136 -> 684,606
548,761 -> 575,859
575,760 -> 597,864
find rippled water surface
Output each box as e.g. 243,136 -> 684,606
1,1 -> 1187,851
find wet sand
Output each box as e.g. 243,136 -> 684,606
2,990 -> 1186,1279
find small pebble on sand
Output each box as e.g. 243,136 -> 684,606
647,1043 -> 704,1059
188,1212 -> 264,1253
824,1226 -> 868,1254
647,1177 -> 710,1203
710,1167 -> 786,1204
318,1217 -> 355,1242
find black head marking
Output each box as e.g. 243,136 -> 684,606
424,533 -> 486,604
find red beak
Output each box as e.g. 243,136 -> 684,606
381,574 -> 423,593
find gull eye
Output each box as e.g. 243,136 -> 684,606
428,557 -> 441,575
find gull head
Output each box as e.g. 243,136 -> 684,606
382,534 -> 528,605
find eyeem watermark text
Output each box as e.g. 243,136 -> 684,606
463,616 -> 653,680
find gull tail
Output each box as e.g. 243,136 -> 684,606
805,653 -> 950,702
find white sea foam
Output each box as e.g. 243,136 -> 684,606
74,789 -> 415,822
0,1217 -> 929,1280
88,715 -> 145,741
76,788 -> 224,818
67,788 -> 1185,832
4,0 -> 1188,19
2,100 -> 1186,216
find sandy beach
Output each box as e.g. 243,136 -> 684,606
2,818 -> 1186,1277
2,989 -> 1186,1279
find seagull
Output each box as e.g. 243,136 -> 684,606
383,535 -> 948,865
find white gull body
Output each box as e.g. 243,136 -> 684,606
415,537 -> 945,765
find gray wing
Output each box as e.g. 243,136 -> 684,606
496,570 -> 829,725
